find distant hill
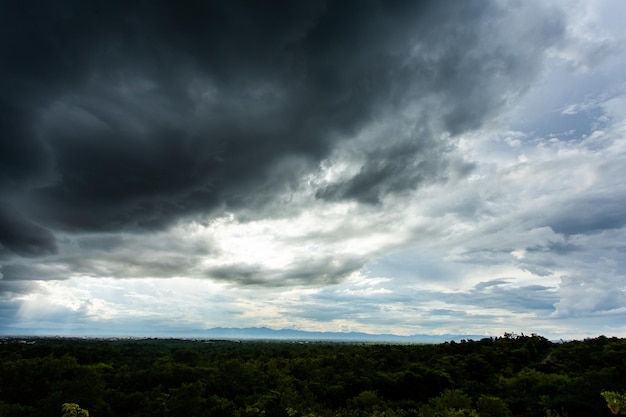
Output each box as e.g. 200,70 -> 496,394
202,327 -> 484,343
0,325 -> 484,342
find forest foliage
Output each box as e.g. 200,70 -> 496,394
0,333 -> 624,417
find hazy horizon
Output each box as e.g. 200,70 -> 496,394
0,326 -> 588,344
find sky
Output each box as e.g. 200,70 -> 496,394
1,0 -> 626,340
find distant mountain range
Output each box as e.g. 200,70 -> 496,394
202,327 -> 485,343
0,326 -> 486,343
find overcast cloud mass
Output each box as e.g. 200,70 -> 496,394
1,0 -> 626,339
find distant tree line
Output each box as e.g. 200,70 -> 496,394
0,333 -> 624,417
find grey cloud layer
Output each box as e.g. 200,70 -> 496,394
1,0 -> 566,266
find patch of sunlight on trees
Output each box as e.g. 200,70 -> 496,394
61,403 -> 89,417
602,392 -> 626,415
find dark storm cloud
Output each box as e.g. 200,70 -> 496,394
0,263 -> 69,281
1,0 -> 424,247
446,280 -> 558,313
0,0 -> 566,266
0,103 -> 57,192
313,2 -> 566,204
0,280 -> 37,334
0,203 -> 57,257
315,125 -> 458,204
207,256 -> 365,287
526,241 -> 582,255
546,197 -> 626,236
0,280 -> 37,296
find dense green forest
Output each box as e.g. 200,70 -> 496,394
1,334 -> 624,417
